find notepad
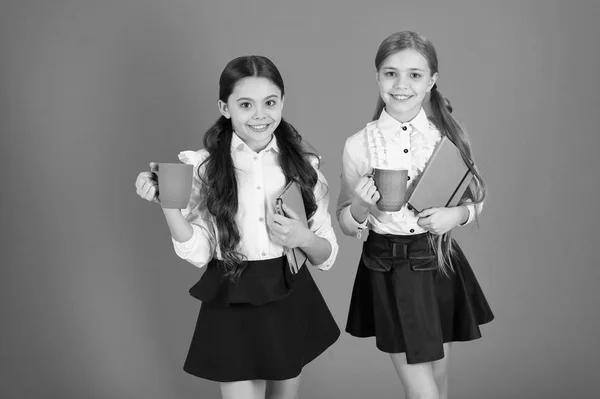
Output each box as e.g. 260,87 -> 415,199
406,137 -> 474,213
275,181 -> 309,274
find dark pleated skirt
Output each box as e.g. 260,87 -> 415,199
346,232 -> 494,364
183,257 -> 340,382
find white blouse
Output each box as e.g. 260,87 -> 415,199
171,133 -> 338,270
336,107 -> 480,238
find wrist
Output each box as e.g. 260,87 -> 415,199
350,202 -> 370,224
301,228 -> 317,249
162,208 -> 183,216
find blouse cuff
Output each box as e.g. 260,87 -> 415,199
172,225 -> 199,252
339,205 -> 368,239
311,229 -> 339,271
172,223 -> 213,268
458,203 -> 478,226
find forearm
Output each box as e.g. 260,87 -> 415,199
162,208 -> 194,242
300,232 -> 332,266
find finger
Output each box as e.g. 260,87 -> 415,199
363,177 -> 376,192
149,162 -> 159,172
145,181 -> 158,198
372,191 -> 381,202
146,185 -> 158,201
355,176 -> 374,193
366,184 -> 378,199
417,207 -> 438,218
356,181 -> 375,202
270,234 -> 285,247
268,225 -> 287,244
136,179 -> 148,195
135,173 -> 151,189
142,183 -> 156,200
140,180 -> 156,196
417,217 -> 431,228
272,214 -> 288,226
269,219 -> 289,234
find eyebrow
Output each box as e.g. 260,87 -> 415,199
381,66 -> 426,72
236,94 -> 280,102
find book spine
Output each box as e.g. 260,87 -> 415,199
447,170 -> 474,207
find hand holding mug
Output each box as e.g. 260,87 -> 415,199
135,162 -> 193,209
352,175 -> 381,211
135,162 -> 160,204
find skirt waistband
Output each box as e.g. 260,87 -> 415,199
188,256 -> 297,306
366,232 -> 430,260
363,232 -> 437,272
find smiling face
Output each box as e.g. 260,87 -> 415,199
218,76 -> 283,152
376,48 -> 437,122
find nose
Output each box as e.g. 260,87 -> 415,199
393,73 -> 408,89
253,105 -> 266,119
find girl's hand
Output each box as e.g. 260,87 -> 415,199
352,175 -> 380,211
135,162 -> 160,204
350,175 -> 391,224
268,203 -> 312,249
416,206 -> 468,235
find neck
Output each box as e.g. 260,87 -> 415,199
386,106 -> 421,123
234,131 -> 274,153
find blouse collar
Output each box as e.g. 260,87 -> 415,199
378,107 -> 436,141
230,132 -> 280,154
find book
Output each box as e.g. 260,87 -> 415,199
406,136 -> 474,213
275,181 -> 310,274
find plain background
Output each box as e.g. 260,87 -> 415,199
2,0 -> 599,398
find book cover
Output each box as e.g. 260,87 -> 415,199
275,181 -> 309,273
406,137 -> 474,213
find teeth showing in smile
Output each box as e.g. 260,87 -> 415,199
392,94 -> 412,100
248,124 -> 270,132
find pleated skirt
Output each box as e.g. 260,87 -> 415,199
183,257 -> 340,382
346,232 -> 494,364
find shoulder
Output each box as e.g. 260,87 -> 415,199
178,149 -> 210,179
422,119 -> 442,142
345,121 -> 376,149
178,149 -> 209,166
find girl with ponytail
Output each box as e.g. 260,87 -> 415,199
135,55 -> 339,398
337,31 -> 493,399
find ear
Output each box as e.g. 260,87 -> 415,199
281,95 -> 285,108
218,100 -> 230,119
426,72 -> 439,92
375,68 -> 380,82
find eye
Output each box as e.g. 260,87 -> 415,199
239,102 -> 252,109
266,99 -> 277,107
385,71 -> 396,77
410,73 -> 422,79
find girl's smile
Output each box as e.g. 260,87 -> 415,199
247,123 -> 272,132
390,93 -> 414,102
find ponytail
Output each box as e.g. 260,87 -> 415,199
274,119 -> 319,219
426,85 -> 487,276
199,115 -> 246,281
372,97 -> 386,121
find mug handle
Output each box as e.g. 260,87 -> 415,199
148,162 -> 160,203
